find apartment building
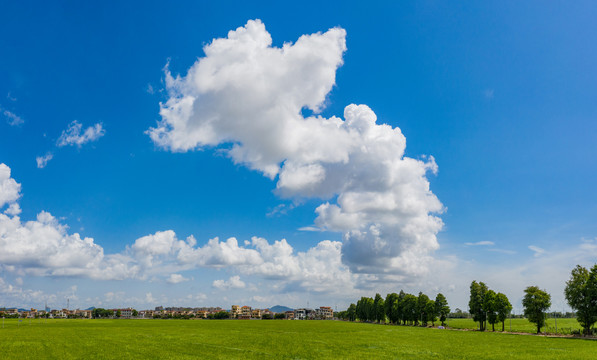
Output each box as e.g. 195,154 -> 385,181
316,306 -> 333,319
230,305 -> 241,318
251,309 -> 262,319
240,306 -> 252,319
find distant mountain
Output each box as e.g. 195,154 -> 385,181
269,305 -> 293,313
85,307 -> 96,311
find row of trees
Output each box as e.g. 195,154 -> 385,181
468,281 -> 513,331
471,263 -> 597,335
334,264 -> 594,336
469,281 -> 552,334
337,291 -> 450,327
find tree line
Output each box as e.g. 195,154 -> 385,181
468,281 -> 513,331
336,291 -> 450,327
470,263 -> 597,335
336,263 -> 597,337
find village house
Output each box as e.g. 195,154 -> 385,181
316,306 -> 333,320
239,306 -> 252,319
113,308 -> 133,319
294,308 -> 306,320
230,305 -> 241,318
251,308 -> 262,319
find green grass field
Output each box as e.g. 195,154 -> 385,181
1,319 -> 595,359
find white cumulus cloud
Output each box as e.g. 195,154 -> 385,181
213,275 -> 246,290
57,120 -> 105,147
166,273 -> 189,284
0,164 -> 21,208
147,19 -> 444,276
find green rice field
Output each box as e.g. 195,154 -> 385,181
0,319 -> 595,359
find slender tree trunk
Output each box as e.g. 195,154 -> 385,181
502,321 -> 505,332
492,323 -> 495,331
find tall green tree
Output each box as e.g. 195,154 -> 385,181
356,297 -> 374,322
522,286 -> 551,334
564,264 -> 597,335
494,292 -> 512,332
401,294 -> 417,325
365,297 -> 374,321
385,293 -> 399,324
374,293 -> 385,323
435,293 -> 450,326
416,292 -> 430,326
469,281 -> 488,331
395,290 -> 406,325
425,300 -> 437,326
484,289 -> 498,331
347,303 -> 357,322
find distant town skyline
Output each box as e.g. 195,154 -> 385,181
1,1 -> 597,313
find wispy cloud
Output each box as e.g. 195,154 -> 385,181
464,241 -> 495,246
528,245 -> 546,257
2,108 -> 24,126
57,121 -> 105,148
266,203 -> 295,217
36,152 -> 53,168
298,226 -> 322,232
488,248 -> 516,255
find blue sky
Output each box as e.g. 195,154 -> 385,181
1,1 -> 596,312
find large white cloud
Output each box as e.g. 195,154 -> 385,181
147,19 -> 444,275
0,164 -> 21,208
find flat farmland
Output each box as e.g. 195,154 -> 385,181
1,319 -> 595,359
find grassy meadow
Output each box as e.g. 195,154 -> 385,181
1,318 -> 596,359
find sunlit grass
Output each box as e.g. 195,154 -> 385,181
0,318 -> 595,359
